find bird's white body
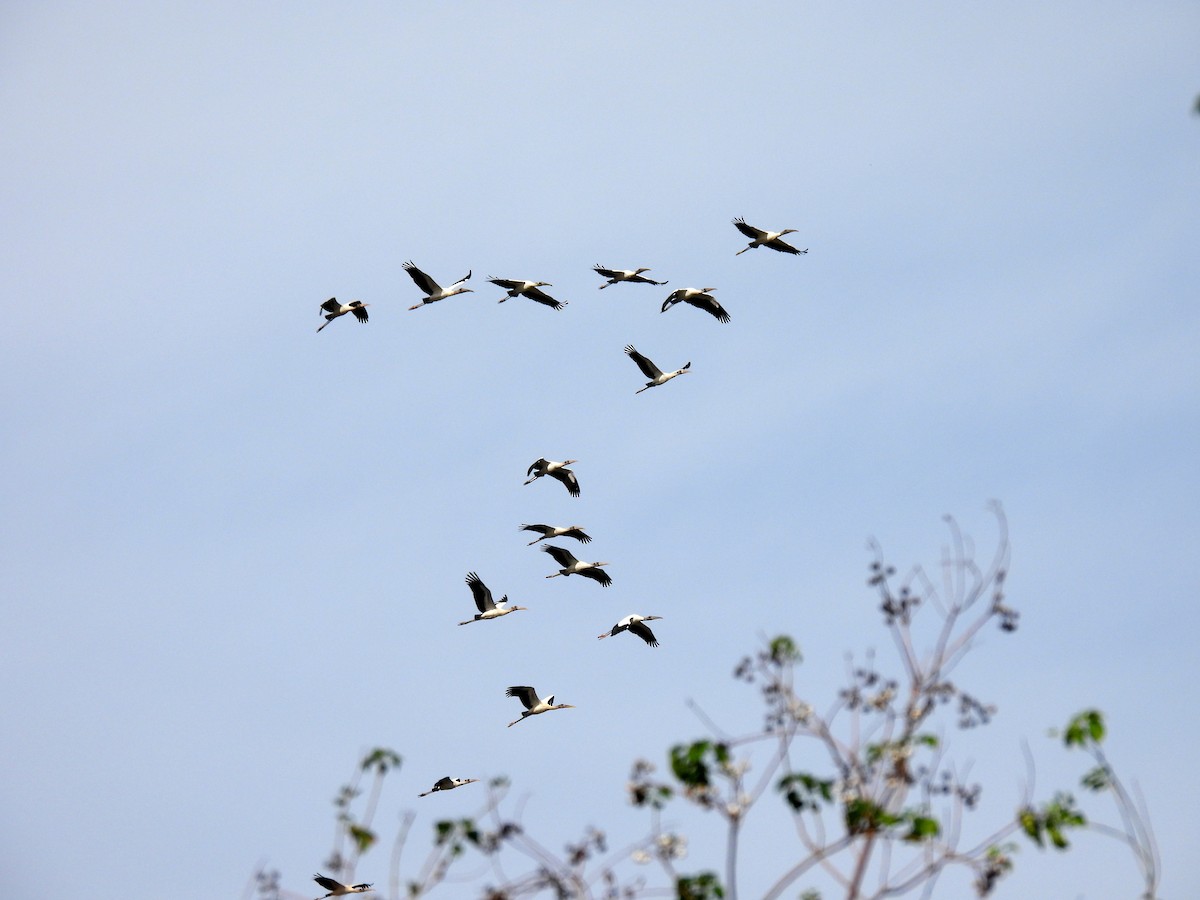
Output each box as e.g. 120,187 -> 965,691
404,262 -> 473,309
316,298 -> 369,332
733,218 -> 807,256
625,345 -> 691,393
542,544 -> 611,586
524,458 -> 580,496
598,614 -> 663,647
506,684 -> 575,727
489,278 -> 566,309
419,776 -> 479,797
593,265 -> 667,289
459,572 -> 526,625
313,874 -> 374,898
520,523 -> 592,546
661,287 -> 730,323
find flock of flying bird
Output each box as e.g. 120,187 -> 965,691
306,218 -> 806,899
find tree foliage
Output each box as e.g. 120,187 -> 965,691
254,511 -> 1157,899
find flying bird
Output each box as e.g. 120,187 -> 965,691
419,776 -> 479,797
593,266 -> 668,289
506,685 -> 575,727
624,345 -> 691,393
661,287 -> 730,324
520,523 -> 592,546
403,262 -> 473,310
489,278 -> 566,310
542,544 -> 611,586
313,874 -> 373,898
316,298 -> 369,332
733,218 -> 807,256
524,458 -> 580,496
598,614 -> 663,647
459,572 -> 527,625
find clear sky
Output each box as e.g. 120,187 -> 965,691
2,3 -> 1198,898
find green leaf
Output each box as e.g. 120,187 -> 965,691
1063,710 -> 1105,748
844,797 -> 900,834
904,814 -> 941,841
1081,765 -> 1112,792
768,635 -> 801,665
677,871 -> 725,900
360,747 -> 402,773
1018,807 -> 1043,846
670,741 -> 712,787
348,824 -> 376,854
778,772 -> 834,813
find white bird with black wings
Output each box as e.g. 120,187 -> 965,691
312,874 -> 373,898
624,345 -> 691,393
732,217 -> 807,256
519,523 -> 592,546
489,278 -> 566,310
524,458 -> 580,496
316,298 -> 369,332
598,614 -> 663,647
403,261 -> 473,310
419,776 -> 479,797
505,685 -> 575,727
458,572 -> 526,625
593,265 -> 668,289
541,544 -> 611,586
661,287 -> 731,324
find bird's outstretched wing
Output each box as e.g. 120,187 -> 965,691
688,294 -> 731,323
624,345 -> 663,379
733,217 -> 766,240
549,467 -> 580,496
465,572 -> 494,612
629,620 -> 659,646
768,236 -> 805,255
581,568 -> 613,587
403,262 -> 441,295
506,685 -> 539,709
523,285 -> 565,309
542,545 -> 578,567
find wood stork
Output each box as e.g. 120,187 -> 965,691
403,262 -> 473,310
313,874 -> 373,898
661,288 -> 730,324
459,572 -> 526,625
593,265 -> 668,289
524,458 -> 580,496
489,278 -> 566,310
520,523 -> 592,546
316,298 -> 369,332
418,776 -> 479,797
598,614 -> 663,647
542,544 -> 611,586
733,218 -> 808,256
506,684 -> 575,727
625,345 -> 691,393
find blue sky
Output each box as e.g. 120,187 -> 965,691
2,3 -> 1198,898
